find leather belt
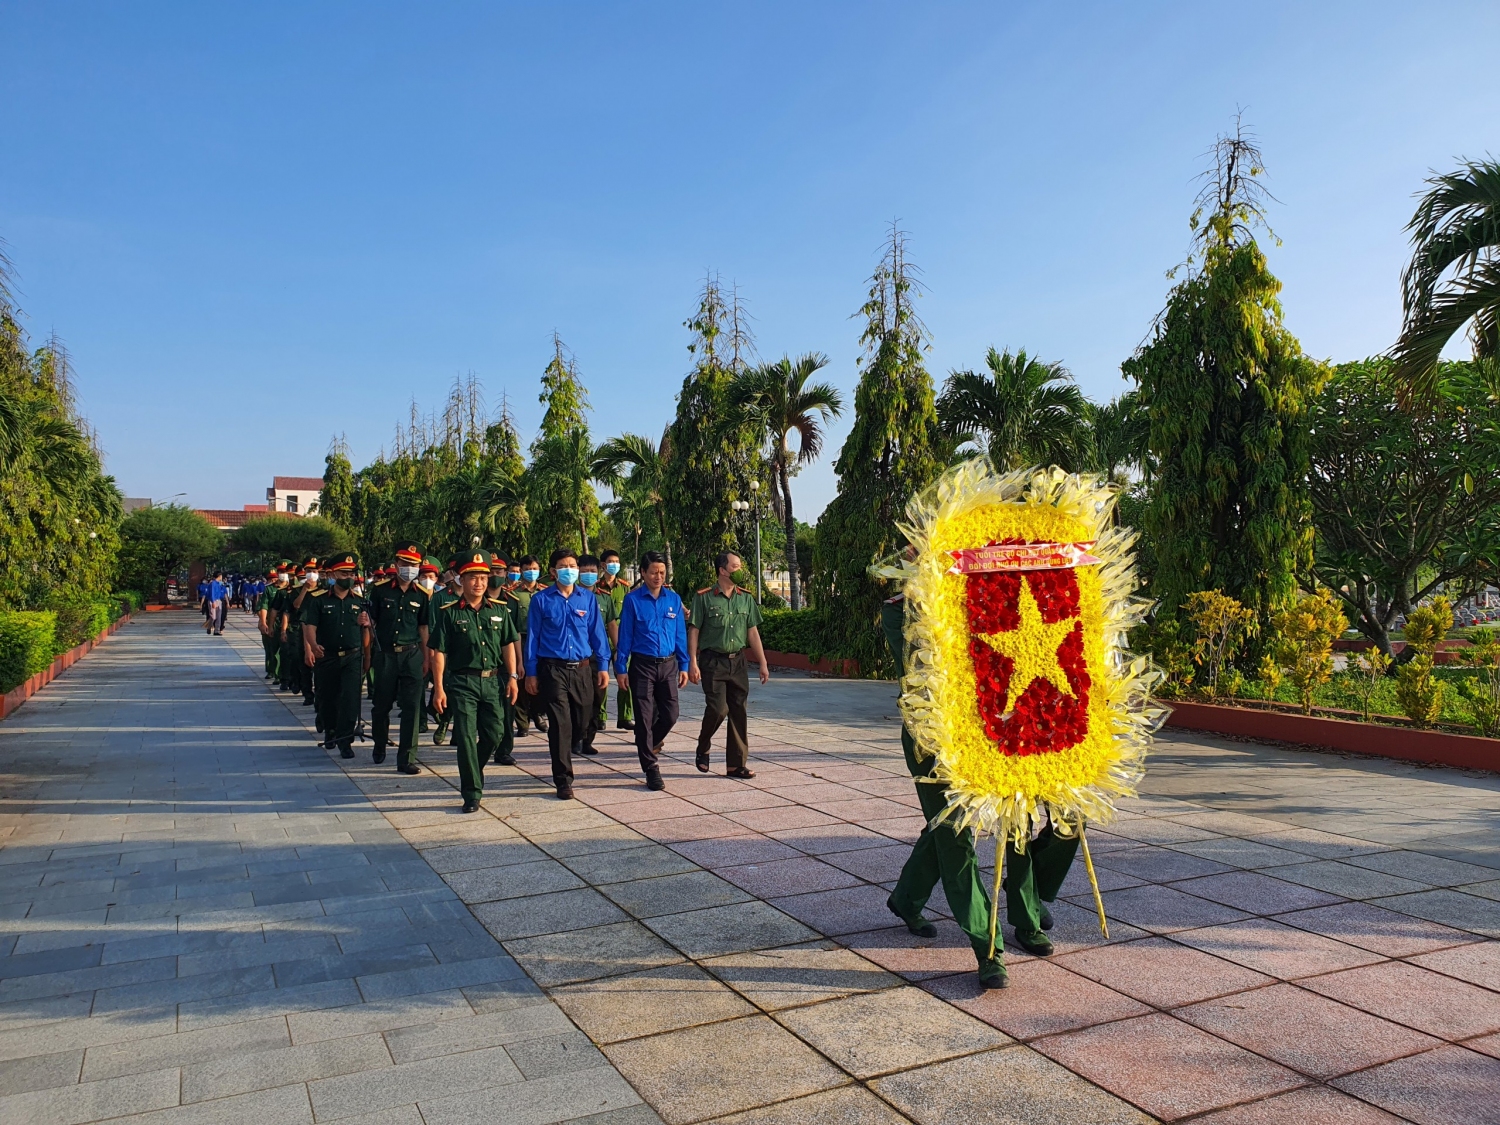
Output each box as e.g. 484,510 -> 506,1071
456,668 -> 499,678
390,643 -> 414,653
703,649 -> 743,657
540,658 -> 585,668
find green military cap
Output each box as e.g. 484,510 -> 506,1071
421,556 -> 441,574
456,549 -> 491,576
325,553 -> 358,574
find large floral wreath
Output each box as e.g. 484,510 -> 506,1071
875,461 -> 1163,846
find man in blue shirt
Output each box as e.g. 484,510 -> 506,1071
614,551 -> 687,791
207,573 -> 229,636
524,548 -> 611,800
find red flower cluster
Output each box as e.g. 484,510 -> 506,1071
965,564 -> 1091,756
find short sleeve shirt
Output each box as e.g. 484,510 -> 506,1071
300,590 -> 369,653
689,586 -> 763,654
431,597 -> 520,672
368,581 -> 429,648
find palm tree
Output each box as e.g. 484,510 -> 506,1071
1394,159 -> 1500,403
937,348 -> 1092,472
530,429 -> 599,553
593,429 -> 673,578
728,353 -> 843,610
1089,390 -> 1149,484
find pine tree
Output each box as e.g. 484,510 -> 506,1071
535,333 -> 590,444
320,435 -> 354,527
811,226 -> 941,674
663,275 -> 763,593
528,335 -> 600,555
1124,123 -> 1325,628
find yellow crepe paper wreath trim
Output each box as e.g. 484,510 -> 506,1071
874,461 -> 1164,847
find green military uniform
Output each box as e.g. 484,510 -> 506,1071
596,574 -> 634,728
275,581 -> 309,699
367,553 -> 430,769
301,555 -> 370,758
881,596 -> 997,970
689,583 -> 763,773
431,557 -> 520,806
510,578 -> 545,734
256,576 -> 283,680
428,575 -> 461,745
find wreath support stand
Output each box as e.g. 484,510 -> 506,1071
1077,824 -> 1109,939
986,834 -> 1005,962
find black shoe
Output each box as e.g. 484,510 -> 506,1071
726,766 -> 756,779
556,784 -> 574,800
577,742 -> 597,756
646,770 -> 665,791
978,956 -> 1008,989
887,896 -> 937,938
1013,928 -> 1054,956
494,755 -> 516,766
618,720 -> 635,730
695,751 -> 710,773
514,726 -> 529,738
339,747 -> 355,760
461,799 -> 479,813
399,763 -> 420,775
534,718 -> 549,733
1039,905 -> 1054,931
373,746 -> 386,765
302,698 -> 315,706
432,728 -> 448,746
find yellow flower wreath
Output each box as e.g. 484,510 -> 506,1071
875,461 -> 1163,847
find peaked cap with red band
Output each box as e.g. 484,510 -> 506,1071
456,550 -> 492,577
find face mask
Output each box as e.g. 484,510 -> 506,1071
304,571 -> 319,585
522,569 -> 539,582
507,571 -> 520,583
605,562 -> 621,576
396,566 -> 418,583
578,572 -> 598,588
326,577 -> 338,589
556,567 -> 579,587
418,576 -> 436,592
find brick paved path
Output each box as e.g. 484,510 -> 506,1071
1,611 -> 1497,1123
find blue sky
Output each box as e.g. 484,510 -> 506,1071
2,1 -> 1497,516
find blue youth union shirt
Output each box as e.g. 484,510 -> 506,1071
524,584 -> 610,676
615,586 -> 688,676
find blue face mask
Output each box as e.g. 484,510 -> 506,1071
507,571 -> 520,583
556,567 -> 579,587
578,571 -> 599,588
522,569 -> 539,582
605,562 -> 621,576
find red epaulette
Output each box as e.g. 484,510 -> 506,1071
696,586 -> 714,594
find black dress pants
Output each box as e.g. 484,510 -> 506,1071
627,655 -> 679,773
539,660 -> 595,787
696,649 -> 749,771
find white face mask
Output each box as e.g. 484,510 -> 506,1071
396,566 -> 419,583
418,576 -> 436,592
304,571 -> 319,585
353,583 -> 365,596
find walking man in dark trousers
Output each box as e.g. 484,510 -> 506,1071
615,551 -> 687,791
524,549 -> 610,801
301,554 -> 371,759
509,556 -> 546,737
688,551 -> 770,779
363,543 -> 429,773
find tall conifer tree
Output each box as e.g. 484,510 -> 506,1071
1124,124 -> 1324,627
812,226 -> 940,674
528,334 -> 600,555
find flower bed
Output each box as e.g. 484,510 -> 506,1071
1164,699 -> 1499,773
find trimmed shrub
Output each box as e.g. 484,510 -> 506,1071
115,590 -> 145,616
47,594 -> 114,652
0,612 -> 58,692
758,608 -> 821,656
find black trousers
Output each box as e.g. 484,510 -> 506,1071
314,649 -> 364,750
696,649 -> 749,770
539,660 -> 595,787
627,655 -> 679,773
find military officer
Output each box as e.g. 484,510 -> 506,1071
430,549 -> 520,813
365,544 -> 430,773
881,594 -> 1005,990
256,564 -> 287,680
687,551 -> 770,778
278,557 -> 321,704
301,553 -> 371,759
509,556 -> 547,736
416,556 -> 441,734
427,555 -> 461,746
596,549 -> 634,731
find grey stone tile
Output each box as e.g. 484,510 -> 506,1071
1348,849 -> 1500,889
419,840 -> 547,874
91,965 -> 277,1015
0,1065 -> 180,1125
472,889 -> 629,941
90,1082 -> 314,1124
356,954 -> 524,1001
1167,836 -> 1310,870
461,976 -> 552,1014
287,990 -> 475,1043
307,1044 -> 523,1120
503,1030 -> 607,1079
0,1008 -> 178,1064
644,901 -> 818,960
552,963 -> 755,1045
181,1033 -> 391,1103
558,845 -> 699,886
417,1065 -> 644,1125
0,943 -> 103,980
599,870 -> 754,920
84,1017 -> 292,1083
176,933 -> 342,977
505,921 -> 685,988
441,860 -> 585,904
528,825 -> 652,860
871,1044 -> 1155,1124
0,955 -> 177,1006
1272,860 -> 1431,900
1372,889 -> 1500,938
177,976 -> 363,1031
274,944 -> 437,989
702,942 -> 902,1011
384,1005 -> 573,1064
560,1105 -> 663,1125
0,1048 -> 83,1097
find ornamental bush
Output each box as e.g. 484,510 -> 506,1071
758,608 -> 821,656
46,593 -> 114,652
1395,597 -> 1453,726
0,611 -> 58,692
1271,589 -> 1348,715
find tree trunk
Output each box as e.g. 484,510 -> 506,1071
782,460 -> 800,611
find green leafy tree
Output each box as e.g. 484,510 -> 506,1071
118,505 -> 222,597
1089,390 -> 1148,484
593,430 -> 673,573
663,275 -> 763,593
1392,159 -> 1500,403
226,515 -> 348,570
729,353 -> 843,609
320,436 -> 355,528
528,337 -> 600,554
812,225 -> 942,673
937,348 -> 1092,472
1124,124 -> 1325,630
1307,358 -> 1500,656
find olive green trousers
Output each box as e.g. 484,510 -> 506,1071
371,646 -> 423,767
448,673 -> 514,802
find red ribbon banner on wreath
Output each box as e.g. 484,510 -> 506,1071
946,540 -> 1100,575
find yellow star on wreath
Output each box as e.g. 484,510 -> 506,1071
975,578 -> 1078,716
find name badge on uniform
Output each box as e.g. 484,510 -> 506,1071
490,616 -> 502,623
667,610 -> 677,618
575,610 -> 586,617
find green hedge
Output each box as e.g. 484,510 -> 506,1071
758,609 -> 822,656
0,612 -> 58,692
115,590 -> 145,616
48,596 -> 114,652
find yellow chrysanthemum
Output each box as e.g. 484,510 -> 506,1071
874,461 -> 1164,846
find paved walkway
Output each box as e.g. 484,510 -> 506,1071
0,611 -> 1497,1124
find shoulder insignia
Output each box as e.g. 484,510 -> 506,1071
310,589 -> 327,598
696,586 -> 713,594
736,586 -> 751,595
